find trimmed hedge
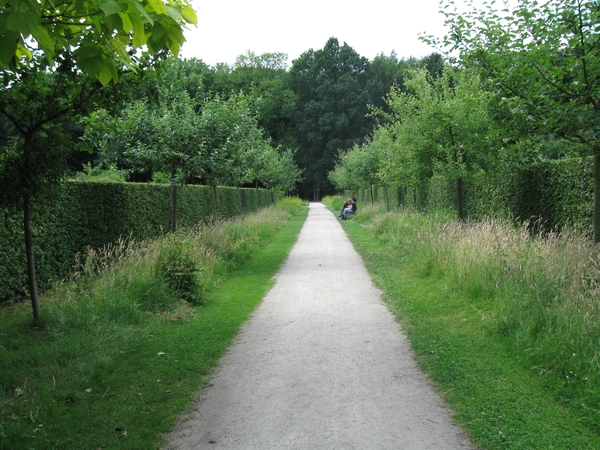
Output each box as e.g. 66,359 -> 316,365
466,158 -> 593,232
0,181 -> 272,303
351,157 -> 593,233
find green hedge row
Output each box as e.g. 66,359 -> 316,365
0,181 -> 272,303
466,158 -> 593,232
350,157 -> 594,233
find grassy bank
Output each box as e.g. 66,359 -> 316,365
327,198 -> 600,449
0,199 -> 308,450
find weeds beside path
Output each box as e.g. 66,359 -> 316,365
336,203 -> 600,449
0,203 -> 308,450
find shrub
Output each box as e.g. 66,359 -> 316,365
322,195 -> 343,210
156,243 -> 202,305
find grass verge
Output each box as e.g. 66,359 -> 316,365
337,202 -> 600,450
0,202 -> 308,450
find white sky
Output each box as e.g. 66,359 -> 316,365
179,0 -> 455,67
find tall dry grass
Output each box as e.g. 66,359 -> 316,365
40,205 -> 296,333
361,206 -> 600,402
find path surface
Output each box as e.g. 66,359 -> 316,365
166,203 -> 475,450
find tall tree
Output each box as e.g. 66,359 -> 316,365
289,37 -> 374,200
229,52 -> 298,149
366,52 -> 445,112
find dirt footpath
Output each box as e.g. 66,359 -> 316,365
165,202 -> 475,450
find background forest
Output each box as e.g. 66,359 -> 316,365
0,28 -> 441,308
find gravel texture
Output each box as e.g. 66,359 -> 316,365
165,202 -> 475,450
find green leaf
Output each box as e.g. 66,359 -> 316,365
168,24 -> 185,46
5,11 -> 36,36
165,5 -> 181,21
119,12 -> 133,33
181,5 -> 197,24
98,64 -> 114,86
99,0 -> 126,16
128,0 -> 154,25
76,50 -> 105,76
146,0 -> 167,16
149,22 -> 164,41
29,23 -> 55,54
0,32 -> 19,67
128,12 -> 146,47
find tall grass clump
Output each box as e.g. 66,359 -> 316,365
361,206 -> 600,422
0,203 -> 303,449
39,205 -> 299,332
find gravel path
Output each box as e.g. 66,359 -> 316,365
165,202 -> 475,450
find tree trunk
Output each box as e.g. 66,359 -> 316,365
237,186 -> 243,215
370,185 -> 374,206
457,177 -> 464,222
24,194 -> 41,325
255,179 -> 259,211
213,184 -> 219,219
594,154 -> 600,244
385,185 -> 390,212
413,188 -> 417,207
170,172 -> 177,233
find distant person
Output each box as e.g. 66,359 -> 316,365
341,198 -> 356,220
339,199 -> 348,219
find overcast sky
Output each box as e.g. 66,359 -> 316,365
179,0 -> 457,67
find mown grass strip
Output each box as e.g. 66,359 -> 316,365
0,206 -> 308,450
339,209 -> 600,450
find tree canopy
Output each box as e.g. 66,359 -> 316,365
289,37 -> 374,200
0,0 -> 197,85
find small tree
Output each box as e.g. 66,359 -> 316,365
384,66 -> 495,220
257,146 -> 303,205
0,55 -> 120,324
198,92 -> 266,217
84,91 -> 202,232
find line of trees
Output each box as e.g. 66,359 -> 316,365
330,0 -> 600,242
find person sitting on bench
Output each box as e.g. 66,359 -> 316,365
339,199 -> 348,218
341,198 -> 356,220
